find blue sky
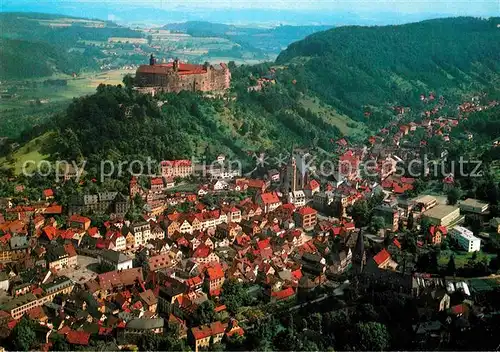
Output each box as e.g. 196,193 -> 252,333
5,0 -> 499,15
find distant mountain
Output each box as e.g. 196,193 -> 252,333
163,21 -> 333,54
276,17 -> 500,127
0,1 -> 468,26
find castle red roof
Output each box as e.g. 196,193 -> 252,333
137,63 -> 208,75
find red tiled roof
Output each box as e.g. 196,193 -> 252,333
259,192 -> 280,205
257,238 -> 271,251
42,226 -> 57,240
271,287 -> 295,300
66,330 -> 90,345
206,263 -> 224,281
305,179 -> 320,191
185,275 -> 203,288
193,244 -> 211,258
43,204 -> 63,215
393,239 -> 401,249
214,304 -> 226,312
64,243 -> 77,257
43,189 -> 54,197
151,177 -> 163,186
191,321 -> 227,340
451,304 -> 465,315
247,179 -> 266,189
373,249 -> 391,266
298,206 -> 317,216
148,253 -> 171,271
69,214 -> 91,224
88,227 -> 100,238
291,269 -> 302,280
161,159 -> 192,167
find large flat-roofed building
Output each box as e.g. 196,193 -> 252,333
449,226 -> 481,252
459,198 -> 489,214
422,205 -> 460,227
414,195 -> 438,210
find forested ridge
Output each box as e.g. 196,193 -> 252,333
0,13 -> 142,79
45,74 -> 345,172
276,17 -> 500,127
4,17 -> 500,173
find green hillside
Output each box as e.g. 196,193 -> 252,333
276,17 -> 500,127
0,12 -> 142,79
0,38 -> 100,80
38,74 -> 353,174
3,17 -> 500,175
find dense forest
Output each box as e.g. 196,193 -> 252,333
0,38 -> 101,80
276,17 -> 500,127
0,13 -> 143,79
43,73 -> 345,173
164,21 -> 332,54
3,17 -> 500,174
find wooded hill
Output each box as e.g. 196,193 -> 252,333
0,13 -> 142,79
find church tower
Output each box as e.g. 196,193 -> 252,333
281,147 -> 298,194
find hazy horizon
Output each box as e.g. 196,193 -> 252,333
1,0 -> 498,26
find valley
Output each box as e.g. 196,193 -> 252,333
0,5 -> 500,352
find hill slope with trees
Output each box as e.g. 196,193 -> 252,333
0,12 -> 142,79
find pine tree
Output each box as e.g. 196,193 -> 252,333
447,255 -> 456,276
407,211 -> 414,231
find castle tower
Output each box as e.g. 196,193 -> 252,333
352,229 -> 366,274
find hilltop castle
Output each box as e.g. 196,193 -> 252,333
134,54 -> 231,95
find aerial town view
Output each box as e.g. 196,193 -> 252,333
0,0 -> 499,351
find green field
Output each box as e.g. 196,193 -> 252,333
0,69 -> 136,138
0,132 -> 53,175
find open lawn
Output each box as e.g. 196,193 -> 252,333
0,132 -> 53,175
438,249 -> 495,268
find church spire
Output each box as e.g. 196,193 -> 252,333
353,229 -> 366,273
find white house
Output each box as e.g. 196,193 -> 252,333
99,249 -> 134,270
449,226 -> 481,252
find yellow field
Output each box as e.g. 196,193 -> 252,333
86,69 -> 136,87
108,37 -> 147,44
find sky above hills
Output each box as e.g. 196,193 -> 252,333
6,0 -> 498,13
2,0 -> 498,25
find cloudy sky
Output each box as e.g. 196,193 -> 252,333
6,0 -> 499,15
